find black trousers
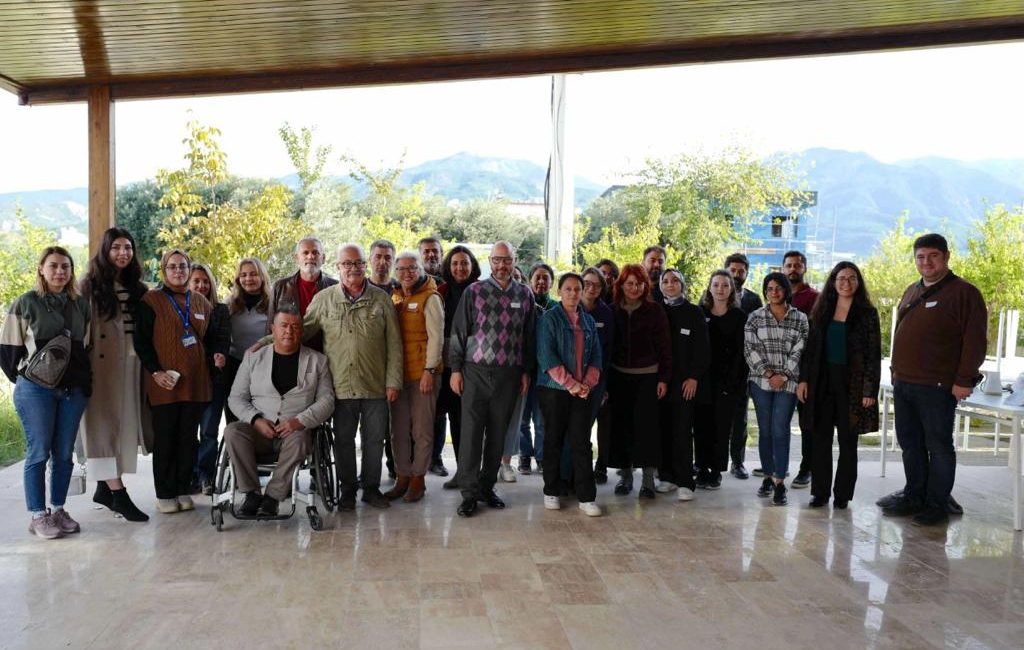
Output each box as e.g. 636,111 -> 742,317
811,364 -> 858,501
223,355 -> 243,424
432,367 -> 463,463
594,399 -> 611,471
657,397 -> 696,489
798,400 -> 813,474
730,392 -> 750,466
150,401 -> 205,500
539,387 -> 597,502
696,393 -> 741,475
608,370 -> 660,469
455,364 -> 522,499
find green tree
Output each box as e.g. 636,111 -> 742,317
859,214 -> 926,355
0,210 -> 60,310
116,180 -> 167,275
438,199 -> 545,263
279,122 -> 332,193
580,189 -> 679,277
156,119 -> 306,291
961,204 -> 1024,354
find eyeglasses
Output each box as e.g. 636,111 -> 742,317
340,260 -> 367,269
583,281 -> 602,289
835,276 -> 859,284
395,266 -> 418,273
165,264 -> 189,271
489,256 -> 514,265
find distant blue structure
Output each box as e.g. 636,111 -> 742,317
734,190 -> 831,273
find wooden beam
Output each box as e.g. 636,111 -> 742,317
16,17 -> 1024,105
88,86 -> 115,255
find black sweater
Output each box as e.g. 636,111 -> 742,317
700,305 -> 749,399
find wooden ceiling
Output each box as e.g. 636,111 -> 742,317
3,1 -> 1024,105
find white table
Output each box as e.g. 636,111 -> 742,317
878,382 -> 1024,529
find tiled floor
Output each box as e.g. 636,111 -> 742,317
1,451 -> 1023,650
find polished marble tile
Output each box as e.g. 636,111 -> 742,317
1,454 -> 1023,649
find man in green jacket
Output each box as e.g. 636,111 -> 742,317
294,242 -> 403,510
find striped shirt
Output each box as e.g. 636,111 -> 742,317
743,305 -> 808,394
115,285 -> 135,334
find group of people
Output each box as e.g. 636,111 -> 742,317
1,225 -> 987,539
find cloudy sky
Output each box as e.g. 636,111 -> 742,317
1,41 -> 1022,193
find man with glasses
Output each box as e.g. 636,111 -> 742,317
269,237 -> 337,352
263,243 -> 403,510
449,241 -> 536,517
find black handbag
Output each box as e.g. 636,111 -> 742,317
23,298 -> 74,389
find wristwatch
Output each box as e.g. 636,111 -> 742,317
425,367 -> 440,376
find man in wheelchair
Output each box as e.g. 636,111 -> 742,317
225,306 -> 334,516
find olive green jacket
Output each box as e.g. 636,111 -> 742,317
298,282 -> 403,400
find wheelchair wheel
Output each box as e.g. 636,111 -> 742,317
307,506 -> 323,531
212,506 -> 224,532
313,427 -> 336,512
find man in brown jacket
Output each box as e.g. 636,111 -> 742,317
885,233 -> 987,526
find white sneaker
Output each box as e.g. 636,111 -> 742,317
676,487 -> 695,502
655,481 -> 678,494
155,498 -> 180,514
544,495 -> 561,510
578,502 -> 602,517
500,462 -> 518,483
176,495 -> 194,511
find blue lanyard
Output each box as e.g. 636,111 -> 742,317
162,289 -> 191,333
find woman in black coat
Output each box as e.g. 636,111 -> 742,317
797,261 -> 881,509
695,270 -> 749,490
655,269 -> 710,500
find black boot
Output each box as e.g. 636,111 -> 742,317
111,488 -> 150,522
93,481 -> 113,509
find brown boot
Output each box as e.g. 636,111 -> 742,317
404,475 -> 426,503
384,475 -> 410,500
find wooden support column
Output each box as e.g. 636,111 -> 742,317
88,85 -> 115,254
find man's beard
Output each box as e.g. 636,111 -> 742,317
733,276 -> 745,290
787,272 -> 804,285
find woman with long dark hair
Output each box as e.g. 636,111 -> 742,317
3,246 -> 91,538
435,245 -> 482,489
796,262 -> 881,509
695,270 -> 748,490
79,227 -> 150,522
607,264 -> 672,498
744,272 -> 808,506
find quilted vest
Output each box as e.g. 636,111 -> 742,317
392,276 -> 441,381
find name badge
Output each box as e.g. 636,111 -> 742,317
705,317 -> 711,323
596,322 -> 605,328
181,334 -> 197,348
510,302 -> 521,308
193,313 -> 205,320
407,302 -> 419,311
680,328 -> 691,335
925,301 -> 938,308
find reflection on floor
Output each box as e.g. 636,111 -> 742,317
0,453 -> 1022,650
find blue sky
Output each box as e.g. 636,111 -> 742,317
1,41 -> 1022,193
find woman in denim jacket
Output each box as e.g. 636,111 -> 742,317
536,273 -> 603,517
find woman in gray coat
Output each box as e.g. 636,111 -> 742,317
79,227 -> 150,522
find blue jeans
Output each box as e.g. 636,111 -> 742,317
749,382 -> 797,480
893,380 -> 957,507
518,382 -> 545,461
12,378 -> 88,513
195,379 -> 227,482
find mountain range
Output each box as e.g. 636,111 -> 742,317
2,149 -> 1022,257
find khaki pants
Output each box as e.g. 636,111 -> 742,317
390,378 -> 441,477
224,422 -> 310,501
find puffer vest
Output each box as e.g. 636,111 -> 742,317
392,276 -> 442,381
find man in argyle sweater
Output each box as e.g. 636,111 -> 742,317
448,241 -> 536,517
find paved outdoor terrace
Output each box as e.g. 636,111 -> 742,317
1,450 -> 1022,650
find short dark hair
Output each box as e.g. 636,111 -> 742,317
643,245 -> 666,260
418,236 -> 442,250
369,239 -> 395,254
762,271 -> 793,303
581,266 -> 606,292
724,252 -> 750,270
596,259 -> 619,279
913,233 -> 949,253
782,250 -> 807,266
273,304 -> 302,320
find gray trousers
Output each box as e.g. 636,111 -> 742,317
455,364 -> 522,499
224,422 -> 310,501
333,398 -> 389,494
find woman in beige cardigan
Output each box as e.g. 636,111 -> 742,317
79,228 -> 151,522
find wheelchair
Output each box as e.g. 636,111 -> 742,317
210,422 -> 337,531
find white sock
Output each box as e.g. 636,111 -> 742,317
31,510 -> 47,519
52,506 -> 64,513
